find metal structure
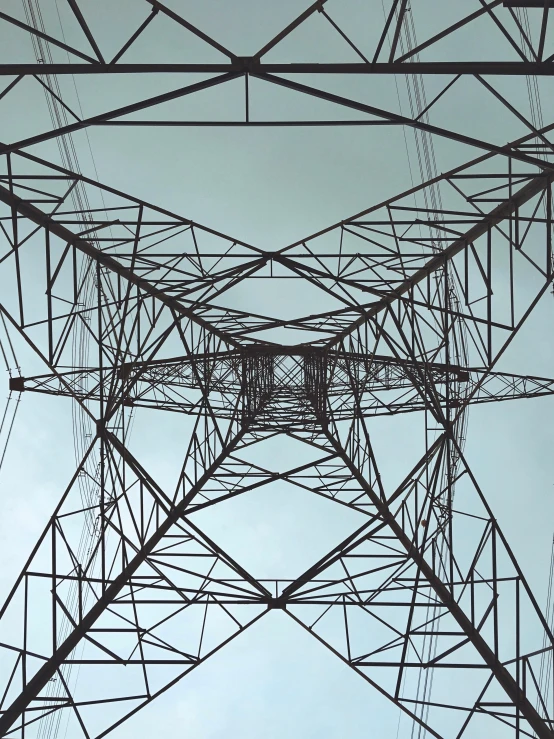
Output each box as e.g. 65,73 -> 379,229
1,1 -> 554,737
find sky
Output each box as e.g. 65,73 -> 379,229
1,1 -> 554,738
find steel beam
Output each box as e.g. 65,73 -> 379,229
2,62 -> 554,75
0,429 -> 262,737
327,171 -> 554,347
504,1 -> 554,6
252,73 -> 550,169
285,430 -> 554,739
0,182 -> 240,348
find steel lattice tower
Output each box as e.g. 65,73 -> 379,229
1,2 -> 554,737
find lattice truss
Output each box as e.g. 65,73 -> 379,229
1,0 -> 554,139
1,1 -> 554,739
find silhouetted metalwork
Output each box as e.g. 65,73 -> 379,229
1,2 -> 554,738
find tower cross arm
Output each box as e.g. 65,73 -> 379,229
0,181 -> 240,348
326,170 -> 554,348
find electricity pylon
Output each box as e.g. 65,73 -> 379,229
1,1 -> 554,737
